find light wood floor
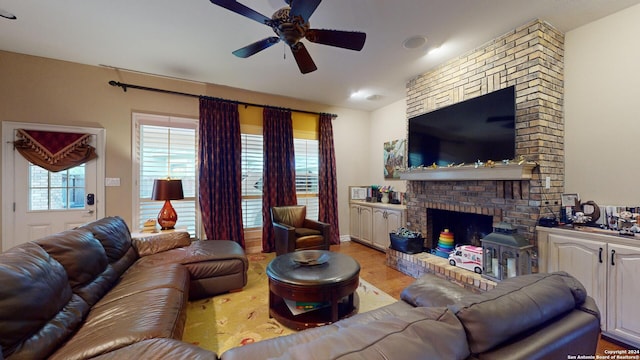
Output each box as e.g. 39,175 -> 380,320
329,240 -> 635,355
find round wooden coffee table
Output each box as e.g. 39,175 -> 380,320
266,250 -> 360,330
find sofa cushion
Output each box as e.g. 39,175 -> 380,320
449,272 -> 581,355
294,227 -> 321,237
95,263 -> 189,309
79,216 -> 133,264
35,228 -> 108,290
49,287 -> 188,360
271,307 -> 470,360
0,243 -> 90,359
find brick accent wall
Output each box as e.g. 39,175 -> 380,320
405,20 -> 565,246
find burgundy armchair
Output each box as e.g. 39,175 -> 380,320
271,205 -> 330,256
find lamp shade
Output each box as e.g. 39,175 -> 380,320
151,179 -> 184,201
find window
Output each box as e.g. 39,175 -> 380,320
133,113 -> 198,237
241,134 -> 263,229
294,138 -> 319,218
240,135 -> 319,229
29,164 -> 86,210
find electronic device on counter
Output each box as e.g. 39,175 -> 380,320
538,217 -> 559,227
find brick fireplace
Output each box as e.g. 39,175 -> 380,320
404,19 -> 566,249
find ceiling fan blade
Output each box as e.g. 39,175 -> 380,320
290,42 -> 317,74
209,0 -> 271,25
232,37 -> 280,58
305,29 -> 366,51
289,0 -> 322,23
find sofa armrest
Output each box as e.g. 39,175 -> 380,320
450,272 -> 589,355
475,298 -> 601,360
132,231 -> 191,257
302,219 -> 329,232
273,222 -> 296,255
578,295 -> 601,321
303,219 -> 330,244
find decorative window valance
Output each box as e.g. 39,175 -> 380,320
14,129 -> 97,172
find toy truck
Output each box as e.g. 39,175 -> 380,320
448,245 -> 483,274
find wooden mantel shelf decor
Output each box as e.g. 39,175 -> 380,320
399,162 -> 538,181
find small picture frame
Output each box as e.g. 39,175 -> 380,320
561,193 -> 579,207
350,187 -> 368,200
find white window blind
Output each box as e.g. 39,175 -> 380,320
133,114 -> 198,237
294,139 -> 319,218
241,134 -> 263,229
241,134 -> 319,229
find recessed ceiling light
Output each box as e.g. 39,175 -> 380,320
350,91 -> 363,99
402,35 -> 427,49
0,8 -> 17,20
366,94 -> 382,101
427,46 -> 441,55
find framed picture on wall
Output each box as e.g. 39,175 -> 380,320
384,139 -> 405,179
561,193 -> 579,207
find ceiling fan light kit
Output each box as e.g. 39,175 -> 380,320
209,0 -> 366,74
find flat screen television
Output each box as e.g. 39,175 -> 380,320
407,86 -> 516,167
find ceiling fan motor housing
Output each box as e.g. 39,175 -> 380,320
272,7 -> 309,46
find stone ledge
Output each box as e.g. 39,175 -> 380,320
399,162 -> 537,181
386,248 -> 497,293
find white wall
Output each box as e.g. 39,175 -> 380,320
564,3 -> 640,206
332,108 -> 372,236
368,99 -> 407,193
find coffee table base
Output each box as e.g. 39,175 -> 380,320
269,276 -> 359,330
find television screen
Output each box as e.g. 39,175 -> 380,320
408,86 -> 516,167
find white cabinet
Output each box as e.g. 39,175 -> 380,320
350,202 -> 406,251
544,233 -> 607,328
607,243 -> 640,345
350,203 -> 372,244
538,227 -> 640,347
372,208 -> 404,250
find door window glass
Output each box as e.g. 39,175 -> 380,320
29,164 -> 85,210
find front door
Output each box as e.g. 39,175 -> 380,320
1,122 -> 105,251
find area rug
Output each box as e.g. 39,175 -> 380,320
182,252 -> 396,355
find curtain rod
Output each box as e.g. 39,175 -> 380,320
108,80 -> 337,118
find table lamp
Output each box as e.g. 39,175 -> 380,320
151,179 -> 184,230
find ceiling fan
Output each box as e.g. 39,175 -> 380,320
209,0 -> 367,74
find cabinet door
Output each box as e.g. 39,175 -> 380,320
547,233 -> 607,328
386,209 -> 404,233
349,205 -> 361,240
371,208 -> 388,249
359,206 -> 373,244
607,243 -> 640,347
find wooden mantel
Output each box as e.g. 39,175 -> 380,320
399,162 -> 538,181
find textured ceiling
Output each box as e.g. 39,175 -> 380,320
1,0 -> 639,111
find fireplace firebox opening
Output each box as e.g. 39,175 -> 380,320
427,208 -> 495,251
